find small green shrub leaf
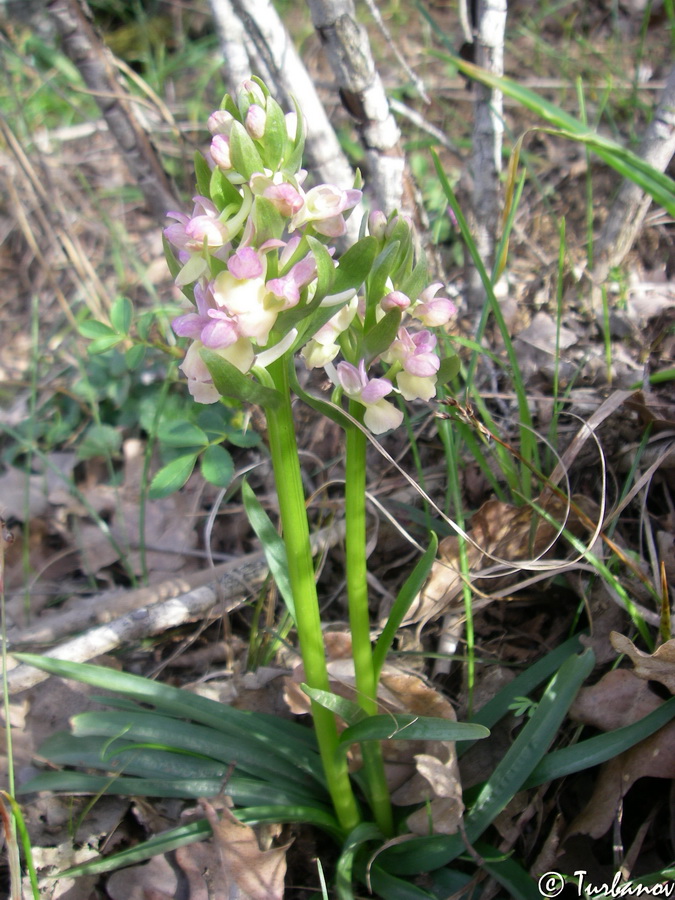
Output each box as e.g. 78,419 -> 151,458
87,335 -> 124,354
125,344 -> 146,370
110,297 -> 133,334
200,444 -> 234,488
78,320 -> 116,339
157,420 -> 209,447
149,453 -> 198,498
437,352 -> 461,385
77,424 -> 122,460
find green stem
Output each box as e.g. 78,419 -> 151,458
265,355 -> 360,833
345,401 -> 394,837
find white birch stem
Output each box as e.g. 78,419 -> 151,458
594,62 -> 675,280
305,0 -> 405,215
468,0 -> 507,309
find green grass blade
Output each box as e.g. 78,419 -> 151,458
437,53 -> 675,216
372,533 -> 438,680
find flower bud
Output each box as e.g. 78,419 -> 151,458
245,104 -> 266,140
381,290 -> 410,312
237,79 -> 266,116
208,109 -> 234,136
368,210 -> 387,240
210,134 -> 232,169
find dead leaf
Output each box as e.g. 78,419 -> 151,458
410,495 -> 591,626
611,632 -> 675,694
200,799 -> 289,900
566,721 -> 675,839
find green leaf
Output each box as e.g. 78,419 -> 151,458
194,150 -> 212,198
241,480 -> 295,620
110,296 -> 133,334
306,235 -> 336,302
436,352 -> 461,385
200,348 -> 282,409
373,534 -> 438,679
157,420 -> 209,447
331,236 -> 379,295
229,120 -> 265,180
261,95 -> 286,171
339,715 -> 489,748
77,424 -> 122,460
125,344 -> 146,370
399,258 -> 429,302
12,654 -> 325,781
467,633 -> 585,733
379,649 -> 596,876
368,241 -> 401,304
252,195 -> 285,243
362,309 -> 401,364
58,804 -> 341,879
78,319 -> 116,339
71,709 -> 317,790
149,453 -> 198,498
209,165 -> 242,212
524,694 -> 675,789
87,335 -> 125,354
301,686 -> 367,726
200,444 -> 234,488
336,823 -> 383,900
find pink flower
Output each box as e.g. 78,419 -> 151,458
227,247 -> 264,280
164,196 -> 228,254
212,270 -> 277,344
411,283 -> 457,327
179,338 -> 254,403
291,184 -> 362,237
331,360 -> 403,434
266,253 -> 317,307
382,328 -> 440,402
172,281 -> 239,350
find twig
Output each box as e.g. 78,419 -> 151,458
7,521 -> 345,694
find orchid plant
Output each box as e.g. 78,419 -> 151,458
145,79 -> 468,835
162,77 -> 463,837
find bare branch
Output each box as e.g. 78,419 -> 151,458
46,0 -> 178,220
